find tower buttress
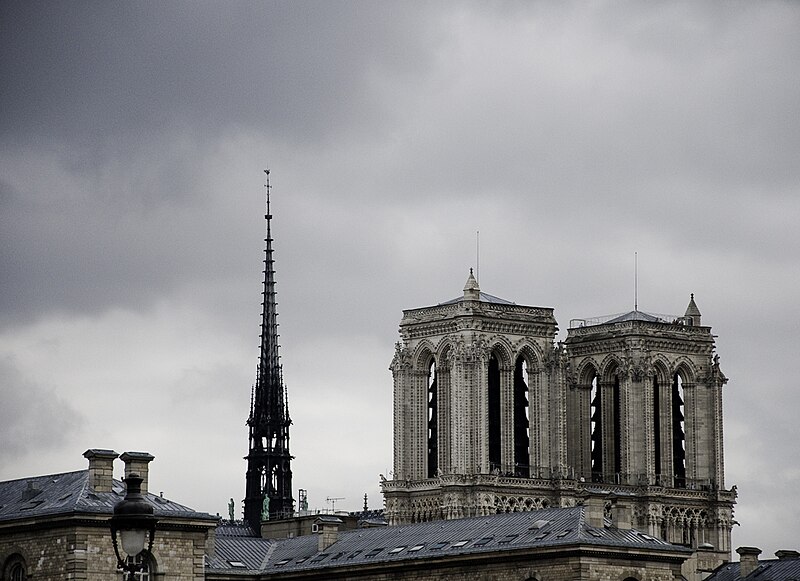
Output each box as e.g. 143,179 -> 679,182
244,170 -> 294,533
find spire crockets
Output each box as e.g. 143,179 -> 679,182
244,170 -> 294,532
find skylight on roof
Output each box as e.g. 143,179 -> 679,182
274,559 -> 291,566
556,530 -> 572,538
408,544 -> 425,552
498,534 -> 518,545
311,554 -> 329,563
228,561 -> 247,568
389,547 -> 406,554
346,550 -> 362,560
451,540 -> 470,548
365,548 -> 385,558
429,542 -> 448,551
473,537 -> 493,547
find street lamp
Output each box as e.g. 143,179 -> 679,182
110,473 -> 157,580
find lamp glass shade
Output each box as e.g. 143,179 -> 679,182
120,528 -> 147,557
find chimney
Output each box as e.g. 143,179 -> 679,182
83,449 -> 119,493
120,451 -> 155,495
315,516 -> 343,552
736,546 -> 762,578
609,496 -> 631,530
775,550 -> 800,560
582,493 -> 606,529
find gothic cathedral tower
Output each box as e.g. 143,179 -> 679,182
244,171 -> 294,532
383,272 -> 734,571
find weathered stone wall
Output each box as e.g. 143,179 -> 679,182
0,521 -> 209,580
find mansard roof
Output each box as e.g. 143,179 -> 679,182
0,470 -> 216,525
207,505 -> 688,576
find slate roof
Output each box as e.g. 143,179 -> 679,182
606,310 -> 665,324
440,292 -> 516,306
208,505 -> 688,576
708,558 -> 800,581
0,470 -> 217,524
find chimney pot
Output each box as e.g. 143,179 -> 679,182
120,451 -> 155,495
736,546 -> 762,578
83,449 -> 119,493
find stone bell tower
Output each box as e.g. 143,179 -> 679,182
382,274 -> 735,576
564,295 -> 733,559
383,270 -> 566,523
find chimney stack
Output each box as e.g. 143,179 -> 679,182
120,451 -> 155,495
582,493 -> 606,529
609,495 -> 631,530
736,546 -> 762,578
775,550 -> 800,560
315,516 -> 343,552
83,449 -> 119,493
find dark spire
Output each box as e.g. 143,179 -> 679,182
244,170 -> 294,533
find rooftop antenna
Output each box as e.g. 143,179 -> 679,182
326,496 -> 345,512
476,230 -> 480,284
634,251 -> 638,312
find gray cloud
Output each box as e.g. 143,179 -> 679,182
1,0 -> 798,556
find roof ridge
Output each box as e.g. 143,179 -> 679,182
0,469 -> 86,485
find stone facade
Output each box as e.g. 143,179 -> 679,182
382,273 -> 735,579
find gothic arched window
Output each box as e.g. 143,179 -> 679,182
427,358 -> 438,478
589,373 -> 602,481
672,372 -> 686,488
513,356 -> 530,477
488,353 -> 501,472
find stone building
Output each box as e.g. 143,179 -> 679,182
382,271 -> 735,578
0,449 -> 217,580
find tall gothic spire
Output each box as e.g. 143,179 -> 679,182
244,170 -> 294,533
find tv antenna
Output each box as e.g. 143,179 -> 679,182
326,496 -> 345,512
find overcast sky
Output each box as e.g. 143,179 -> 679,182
1,0 -> 798,557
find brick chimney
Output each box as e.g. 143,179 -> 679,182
83,449 -> 119,493
736,546 -> 762,578
120,451 -> 155,495
775,550 -> 800,560
315,516 -> 343,552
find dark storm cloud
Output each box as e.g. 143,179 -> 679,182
1,0 -> 799,553
0,1 -> 441,150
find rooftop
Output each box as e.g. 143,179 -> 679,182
0,469 -> 216,524
208,505 -> 688,575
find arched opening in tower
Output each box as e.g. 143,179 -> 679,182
612,375 -> 621,480
427,358 -> 438,478
672,372 -> 686,488
488,353 -> 501,472
653,375 -> 661,484
590,374 -> 602,482
513,357 -> 530,477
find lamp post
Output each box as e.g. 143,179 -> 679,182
110,473 -> 157,580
